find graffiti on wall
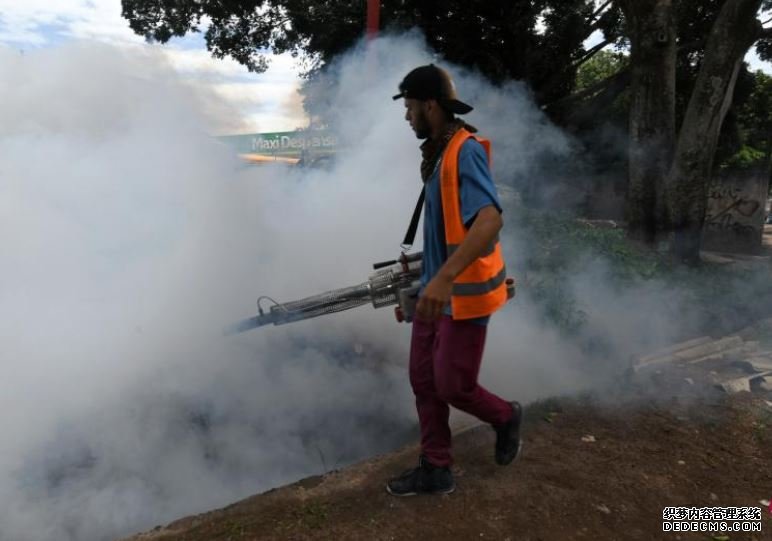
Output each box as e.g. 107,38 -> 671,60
703,177 -> 767,253
705,186 -> 760,234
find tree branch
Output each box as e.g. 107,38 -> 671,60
565,69 -> 632,126
543,67 -> 630,111
614,0 -> 634,20
590,0 -> 614,22
677,38 -> 706,54
577,2 -> 615,45
759,25 -> 772,38
573,38 -> 612,70
535,38 -> 613,104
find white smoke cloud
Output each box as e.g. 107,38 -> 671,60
0,31 -> 742,541
0,39 -> 418,541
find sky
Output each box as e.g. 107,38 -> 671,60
0,0 -> 309,133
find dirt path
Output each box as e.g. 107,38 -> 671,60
123,380 -> 772,541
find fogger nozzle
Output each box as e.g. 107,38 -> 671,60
223,252 -> 423,335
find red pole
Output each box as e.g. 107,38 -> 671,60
366,0 -> 380,40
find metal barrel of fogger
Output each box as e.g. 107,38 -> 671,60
223,252 -> 424,335
223,282 -> 373,335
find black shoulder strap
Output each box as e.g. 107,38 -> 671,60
401,187 -> 425,250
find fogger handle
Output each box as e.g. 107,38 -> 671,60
373,251 -> 423,270
372,259 -> 396,270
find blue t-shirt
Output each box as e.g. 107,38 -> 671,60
420,138 -> 503,325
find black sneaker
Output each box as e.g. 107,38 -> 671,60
494,401 -> 523,465
385,456 -> 455,496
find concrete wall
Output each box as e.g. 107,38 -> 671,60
703,168 -> 770,254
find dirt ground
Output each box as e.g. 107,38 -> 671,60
123,363 -> 772,541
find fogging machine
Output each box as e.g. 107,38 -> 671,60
225,187 -> 515,335
224,251 -> 515,335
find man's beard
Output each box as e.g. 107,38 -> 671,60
412,111 -> 430,139
414,125 -> 430,139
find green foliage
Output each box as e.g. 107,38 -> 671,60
751,2 -> 772,62
514,209 -> 772,339
515,209 -> 664,334
723,144 -> 767,168
518,209 -> 664,280
121,0 -> 286,72
724,70 -> 772,169
575,50 -> 628,91
716,70 -> 772,170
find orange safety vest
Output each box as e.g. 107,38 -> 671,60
439,128 -> 508,319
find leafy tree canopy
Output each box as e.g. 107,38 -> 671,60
122,1 -> 772,173
121,0 -> 618,106
576,49 -> 628,91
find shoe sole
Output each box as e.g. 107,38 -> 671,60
496,403 -> 524,466
496,438 -> 523,466
385,484 -> 456,497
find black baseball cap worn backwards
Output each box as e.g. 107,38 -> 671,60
392,64 -> 473,115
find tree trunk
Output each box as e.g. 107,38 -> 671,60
667,0 -> 763,264
618,0 -> 676,244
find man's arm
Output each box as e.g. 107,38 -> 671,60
416,205 -> 503,320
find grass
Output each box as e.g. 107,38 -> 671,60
274,500 -> 331,533
512,208 -> 772,341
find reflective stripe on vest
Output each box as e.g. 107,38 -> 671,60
452,267 -> 507,296
439,128 -> 508,320
447,233 -> 499,258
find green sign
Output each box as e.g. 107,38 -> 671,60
219,130 -> 339,157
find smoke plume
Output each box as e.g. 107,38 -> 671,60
2,34 -> 766,541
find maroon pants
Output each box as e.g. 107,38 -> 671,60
409,315 -> 513,467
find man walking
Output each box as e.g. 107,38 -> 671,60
387,65 -> 522,496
